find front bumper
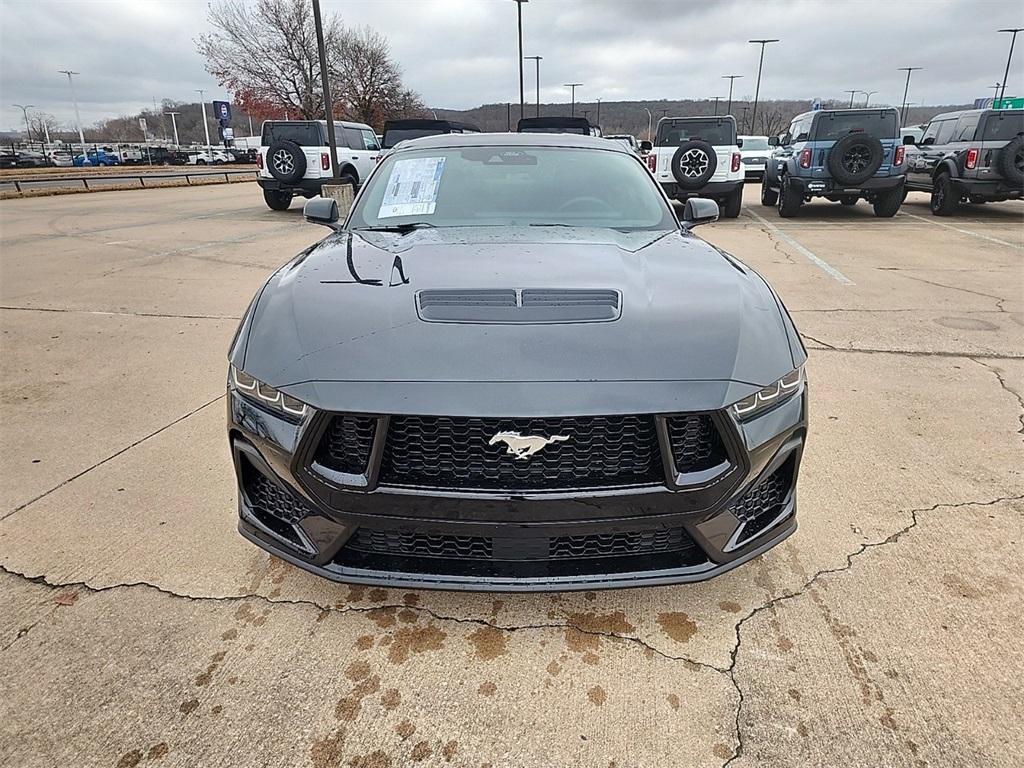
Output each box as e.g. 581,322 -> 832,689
789,174 -> 905,197
741,159 -> 768,178
227,387 -> 807,592
659,179 -> 744,200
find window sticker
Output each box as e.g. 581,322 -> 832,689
378,156 -> 446,218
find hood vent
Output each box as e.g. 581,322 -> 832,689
417,289 -> 621,324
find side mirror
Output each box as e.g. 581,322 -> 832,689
681,198 -> 719,230
736,137 -> 744,148
921,137 -> 935,146
795,133 -> 809,142
303,197 -> 341,229
639,140 -> 653,153
768,136 -> 779,147
902,135 -> 916,145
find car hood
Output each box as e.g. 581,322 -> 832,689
239,227 -> 800,414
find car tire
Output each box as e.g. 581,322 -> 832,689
263,189 -> 292,211
839,195 -> 859,206
723,187 -> 742,218
338,171 -> 358,189
267,140 -> 307,185
871,186 -> 903,217
760,174 -> 778,206
777,176 -> 801,218
827,133 -> 885,186
196,159 -> 207,165
670,140 -> 717,190
930,173 -> 959,217
996,135 -> 1024,188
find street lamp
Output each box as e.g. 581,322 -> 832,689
898,67 -> 922,126
513,1 -> 529,121
196,88 -> 212,158
12,104 -> 35,144
845,89 -> 858,108
596,98 -> 601,126
997,28 -> 1023,103
564,83 -> 583,116
711,96 -> 723,116
748,39 -> 779,134
990,83 -> 1002,103
722,75 -> 742,116
860,90 -> 878,107
740,105 -> 749,133
164,111 -> 181,147
582,110 -> 590,120
58,69 -> 86,155
524,55 -> 542,117
643,107 -> 653,142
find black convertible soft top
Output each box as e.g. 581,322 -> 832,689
381,119 -> 482,149
517,117 -> 592,135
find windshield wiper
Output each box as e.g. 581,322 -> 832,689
353,222 -> 436,234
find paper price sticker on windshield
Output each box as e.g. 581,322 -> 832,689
378,157 -> 446,218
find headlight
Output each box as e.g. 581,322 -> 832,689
731,367 -> 803,421
230,365 -> 308,418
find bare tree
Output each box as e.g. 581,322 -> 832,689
756,107 -> 786,137
28,112 -> 61,140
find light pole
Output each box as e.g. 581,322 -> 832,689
643,107 -> 653,142
582,110 -> 590,121
164,111 -> 181,146
13,104 -> 35,144
58,69 -> 86,155
740,106 -> 749,133
564,83 -> 582,116
514,0 -> 529,121
997,28 -> 1023,103
711,96 -> 722,116
196,89 -> 212,159
312,0 -> 339,180
845,89 -> 858,108
898,67 -> 922,126
860,90 -> 878,107
722,75 -> 742,116
596,98 -> 601,126
990,83 -> 1002,103
748,38 -> 779,134
525,55 -> 542,117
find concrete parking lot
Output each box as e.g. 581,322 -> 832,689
1,182 -> 1021,768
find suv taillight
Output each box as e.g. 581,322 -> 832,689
321,152 -> 330,171
731,152 -> 741,172
799,148 -> 812,169
646,153 -> 657,173
256,153 -> 263,170
965,148 -> 979,170
893,145 -> 905,167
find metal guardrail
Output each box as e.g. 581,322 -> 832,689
2,169 -> 258,193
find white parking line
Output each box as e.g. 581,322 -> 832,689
745,208 -> 855,285
897,212 -> 1023,250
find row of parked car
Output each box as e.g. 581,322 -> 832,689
0,145 -> 259,169
253,109 -> 1023,218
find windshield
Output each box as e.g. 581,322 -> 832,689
982,112 -> 1024,141
740,137 -> 769,150
813,112 -> 898,141
348,146 -> 676,231
656,119 -> 736,146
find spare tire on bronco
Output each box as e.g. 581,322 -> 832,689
827,133 -> 884,186
997,135 -> 1024,188
267,140 -> 307,185
671,140 -> 717,190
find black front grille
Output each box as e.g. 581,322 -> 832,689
665,414 -> 728,473
314,415 -> 377,475
244,470 -> 315,525
731,458 -> 794,541
346,529 -> 493,559
379,415 -> 662,491
550,528 -> 694,559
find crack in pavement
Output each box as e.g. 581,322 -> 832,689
0,305 -> 240,321
0,394 -> 225,523
801,345 -> 1022,360
719,492 -> 1024,767
970,357 -> 1024,436
886,271 -> 1011,313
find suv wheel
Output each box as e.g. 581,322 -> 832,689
930,174 -> 959,217
871,186 -> 903,218
827,134 -> 885,185
760,174 -> 778,206
722,187 -> 743,218
670,140 -> 718,189
777,177 -> 802,218
996,135 -> 1024,188
263,189 -> 292,211
267,139 -> 307,185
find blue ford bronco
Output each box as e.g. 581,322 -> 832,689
761,107 -> 907,218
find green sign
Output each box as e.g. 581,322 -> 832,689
994,97 -> 1024,109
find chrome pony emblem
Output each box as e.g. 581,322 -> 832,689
488,431 -> 570,460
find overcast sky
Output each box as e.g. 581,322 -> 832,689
1,0 -> 1022,132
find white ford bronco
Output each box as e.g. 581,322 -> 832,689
257,119 -> 381,210
645,115 -> 744,217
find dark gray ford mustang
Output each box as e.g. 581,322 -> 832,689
227,133 -> 807,591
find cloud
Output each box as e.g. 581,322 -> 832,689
1,0 -> 1021,132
